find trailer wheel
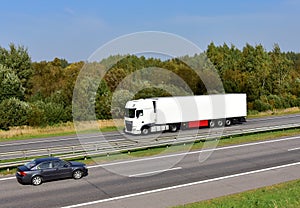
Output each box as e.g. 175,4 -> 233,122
141,126 -> 150,135
209,120 -> 215,128
225,119 -> 232,126
170,124 -> 178,132
217,120 -> 224,127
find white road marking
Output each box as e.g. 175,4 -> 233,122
0,176 -> 15,181
88,135 -> 300,169
288,147 -> 300,151
61,161 -> 300,208
129,167 -> 182,177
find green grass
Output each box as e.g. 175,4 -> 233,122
174,179 -> 300,208
247,107 -> 300,119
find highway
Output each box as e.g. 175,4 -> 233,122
0,114 -> 300,154
0,133 -> 300,208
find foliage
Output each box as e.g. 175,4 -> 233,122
0,43 -> 32,92
28,101 -> 69,126
206,42 -> 299,111
0,98 -> 30,130
0,64 -> 25,102
1,42 -> 300,129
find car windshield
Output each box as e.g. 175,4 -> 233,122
125,108 -> 136,118
25,160 -> 37,169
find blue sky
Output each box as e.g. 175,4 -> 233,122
1,0 -> 299,62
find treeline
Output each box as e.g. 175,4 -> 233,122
0,43 -> 299,130
206,43 -> 300,111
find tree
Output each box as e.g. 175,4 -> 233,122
0,98 -> 30,130
0,43 -> 32,93
269,44 -> 293,95
95,80 -> 113,119
240,44 -> 271,101
0,64 -> 24,102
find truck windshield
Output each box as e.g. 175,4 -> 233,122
125,108 -> 136,118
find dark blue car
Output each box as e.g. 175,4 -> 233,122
16,157 -> 88,186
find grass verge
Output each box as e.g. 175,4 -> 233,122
247,107 -> 300,118
173,179 -> 300,208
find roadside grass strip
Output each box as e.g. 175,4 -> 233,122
174,179 -> 300,208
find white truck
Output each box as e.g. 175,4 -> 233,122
124,94 -> 247,135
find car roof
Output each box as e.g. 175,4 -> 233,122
34,157 -> 60,164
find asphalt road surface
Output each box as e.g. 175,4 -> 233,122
0,114 -> 300,154
0,133 -> 300,208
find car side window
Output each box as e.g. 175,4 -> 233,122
53,160 -> 63,168
62,161 -> 70,167
37,161 -> 52,169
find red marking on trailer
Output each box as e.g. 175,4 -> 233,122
188,120 -> 208,128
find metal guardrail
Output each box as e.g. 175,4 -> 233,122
1,123 -> 300,169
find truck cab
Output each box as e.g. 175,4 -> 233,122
124,99 -> 155,134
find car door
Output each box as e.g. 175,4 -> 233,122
37,161 -> 57,181
53,160 -> 72,179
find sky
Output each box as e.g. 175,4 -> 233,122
1,0 -> 300,62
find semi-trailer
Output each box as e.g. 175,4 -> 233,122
124,94 -> 247,135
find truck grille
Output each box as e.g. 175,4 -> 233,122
125,121 -> 133,131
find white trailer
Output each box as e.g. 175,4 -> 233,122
124,94 -> 247,135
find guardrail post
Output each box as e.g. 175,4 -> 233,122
47,148 -> 51,157
23,150 -> 26,158
95,144 -> 98,152
72,146 -> 75,154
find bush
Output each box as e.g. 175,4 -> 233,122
253,99 -> 272,112
267,94 -> 283,109
0,98 -> 30,130
28,101 -> 71,126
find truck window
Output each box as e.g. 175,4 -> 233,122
125,108 -> 136,118
136,110 -> 143,118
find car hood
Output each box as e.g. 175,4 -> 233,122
69,161 -> 85,167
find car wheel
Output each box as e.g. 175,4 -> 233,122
32,175 -> 43,186
73,170 -> 83,179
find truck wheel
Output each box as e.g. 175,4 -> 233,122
141,126 -> 150,135
170,125 -> 178,132
225,119 -> 232,126
209,120 -> 215,128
